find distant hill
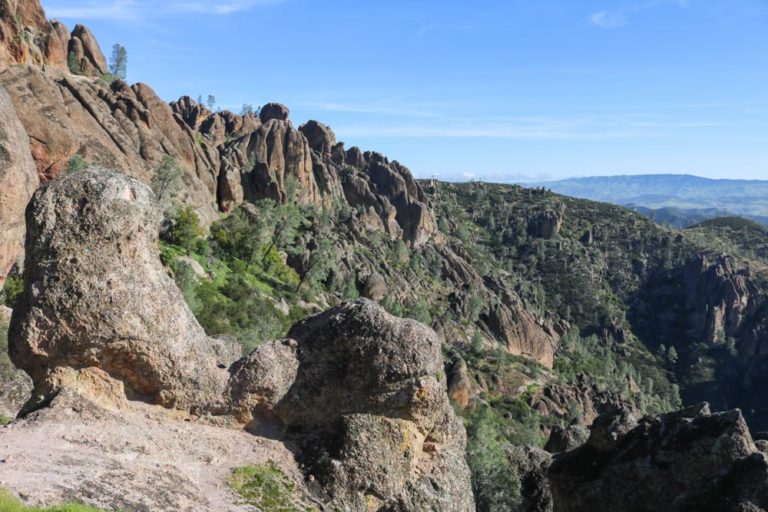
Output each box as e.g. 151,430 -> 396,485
530,174 -> 768,222
627,205 -> 768,228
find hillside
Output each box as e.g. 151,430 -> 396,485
1,1 -> 768,510
534,174 -> 768,220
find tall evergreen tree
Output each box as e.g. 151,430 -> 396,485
109,44 -> 128,80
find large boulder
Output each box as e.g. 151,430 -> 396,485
259,102 -> 290,122
228,300 -> 475,511
0,84 -> 39,286
9,168 -> 234,412
548,403 -> 759,511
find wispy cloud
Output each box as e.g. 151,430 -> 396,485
589,11 -> 626,28
300,101 -> 437,118
588,0 -> 690,29
44,0 -> 284,20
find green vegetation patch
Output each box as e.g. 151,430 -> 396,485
228,462 -> 314,512
0,489 -> 102,512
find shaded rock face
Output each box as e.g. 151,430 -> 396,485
683,253 -> 754,345
548,403 -> 761,512
544,424 -> 588,453
446,352 -> 472,410
528,207 -> 564,239
0,84 -> 39,287
9,169 -> 233,412
259,102 -> 290,122
0,306 -> 33,417
633,252 -> 768,430
299,120 -> 336,159
507,446 -> 553,512
228,300 -> 475,512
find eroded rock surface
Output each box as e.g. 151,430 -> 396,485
0,84 -> 39,287
0,385 -> 309,512
229,300 -> 476,511
9,168 -> 234,411
548,403 -> 763,512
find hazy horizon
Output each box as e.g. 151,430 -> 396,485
41,0 -> 768,181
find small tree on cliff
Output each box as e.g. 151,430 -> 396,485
110,44 -> 128,80
151,155 -> 183,203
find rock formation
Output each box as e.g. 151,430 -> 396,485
9,168 -> 235,412
229,300 -> 476,511
0,1 -> 107,74
0,84 -> 39,287
548,403 -> 765,512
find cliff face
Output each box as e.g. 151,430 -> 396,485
0,0 -> 105,73
0,82 -> 38,288
2,167 -> 475,511
0,0 -> 560,372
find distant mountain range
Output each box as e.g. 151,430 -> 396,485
528,174 -> 768,227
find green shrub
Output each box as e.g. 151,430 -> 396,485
0,489 -> 102,511
228,462 -> 313,511
64,155 -> 88,175
465,408 -> 522,512
1,275 -> 24,308
165,206 -> 203,254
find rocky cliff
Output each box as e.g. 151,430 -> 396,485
0,0 -> 561,377
0,82 -> 38,288
0,167 -> 474,511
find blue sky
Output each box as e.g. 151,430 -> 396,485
41,0 -> 768,182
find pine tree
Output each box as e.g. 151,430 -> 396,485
207,95 -> 217,111
110,44 -> 128,80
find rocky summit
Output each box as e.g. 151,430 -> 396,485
0,0 -> 766,511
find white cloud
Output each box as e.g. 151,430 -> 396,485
44,0 -> 284,20
589,11 -> 627,28
588,0 -> 691,29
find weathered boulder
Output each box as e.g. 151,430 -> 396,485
229,300 -> 475,511
528,207 -> 564,239
446,352 -> 473,409
0,306 -> 33,418
362,272 -> 387,302
259,102 -> 290,122
549,403 -> 758,512
507,446 -> 553,512
544,424 -> 588,453
299,120 -> 336,159
0,84 -> 39,286
226,339 -> 299,425
9,168 -> 234,412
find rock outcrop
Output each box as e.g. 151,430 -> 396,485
0,84 -> 39,287
0,0 -> 562,428
229,300 -> 475,511
548,403 -> 764,512
0,1 -> 107,74
9,168 -> 235,412
0,384 -> 311,511
0,67 -> 221,222
68,24 -> 107,75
